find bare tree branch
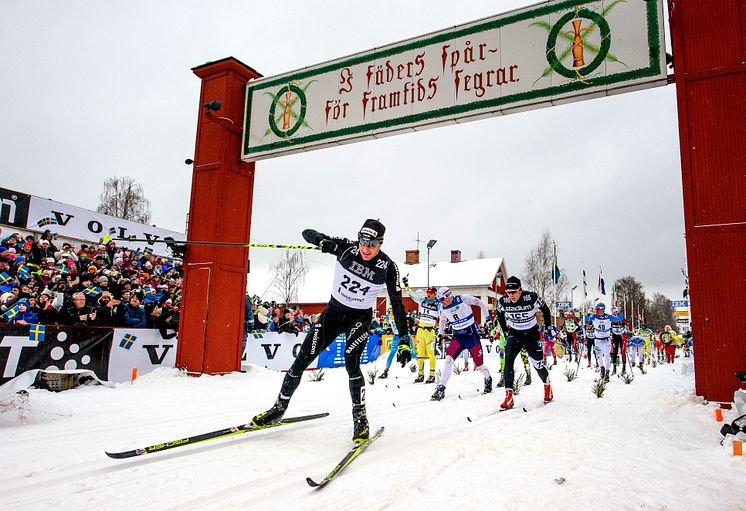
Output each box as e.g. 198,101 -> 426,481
270,250 -> 309,306
97,175 -> 152,224
520,230 -> 568,309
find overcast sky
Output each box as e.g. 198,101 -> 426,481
0,0 -> 686,304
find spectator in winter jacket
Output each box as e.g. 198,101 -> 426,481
34,292 -> 59,325
277,310 -> 300,335
155,299 -> 179,339
4,299 -> 39,325
59,292 -> 97,326
95,292 -> 121,326
124,294 -> 148,328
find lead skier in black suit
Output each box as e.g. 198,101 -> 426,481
251,219 -> 411,445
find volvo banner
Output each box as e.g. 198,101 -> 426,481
0,186 -> 184,254
0,326 -> 178,386
243,0 -> 666,161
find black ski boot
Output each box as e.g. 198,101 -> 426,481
484,376 -> 493,394
251,398 -> 288,427
379,369 -> 389,379
611,365 -> 617,376
431,384 -> 446,401
425,375 -> 436,384
524,371 -> 532,385
414,374 -> 424,383
352,406 -> 369,446
497,373 -> 505,387
621,364 -> 627,375
597,367 -> 606,383
604,368 -> 610,383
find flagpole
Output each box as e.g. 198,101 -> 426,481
552,240 -> 557,328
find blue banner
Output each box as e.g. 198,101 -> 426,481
317,334 -> 381,368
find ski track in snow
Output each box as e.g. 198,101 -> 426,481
1,359 -> 744,510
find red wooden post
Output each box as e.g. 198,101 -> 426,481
670,0 -> 746,401
176,57 -> 262,375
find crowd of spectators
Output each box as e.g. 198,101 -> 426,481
0,229 -> 182,338
244,297 -> 319,337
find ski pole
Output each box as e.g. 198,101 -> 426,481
113,238 -> 319,250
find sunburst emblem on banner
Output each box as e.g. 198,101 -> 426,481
532,3 -> 627,86
264,81 -> 316,140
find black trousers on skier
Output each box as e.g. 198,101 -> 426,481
503,327 -> 550,390
611,334 -> 626,366
586,338 -> 595,364
278,303 -> 371,412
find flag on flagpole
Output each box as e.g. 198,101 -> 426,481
551,243 -> 561,285
83,285 -> 102,298
0,272 -> 11,285
2,304 -> 21,321
597,267 -> 606,296
681,267 -> 689,298
582,268 -> 588,298
17,265 -> 31,281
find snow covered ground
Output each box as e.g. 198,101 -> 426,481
1,355 -> 743,510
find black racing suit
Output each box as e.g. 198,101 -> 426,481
496,291 -> 552,390
276,229 -> 408,417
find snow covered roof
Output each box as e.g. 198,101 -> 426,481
247,256 -> 507,304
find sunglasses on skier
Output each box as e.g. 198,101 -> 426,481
358,235 -> 382,248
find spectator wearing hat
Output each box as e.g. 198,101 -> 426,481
31,238 -> 55,265
95,292 -> 121,326
55,243 -> 79,264
4,299 -> 39,325
254,303 -> 269,331
1,233 -> 20,249
124,294 -> 147,328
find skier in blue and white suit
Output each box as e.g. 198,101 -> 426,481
430,287 -> 492,401
627,332 -> 646,368
585,303 -> 613,382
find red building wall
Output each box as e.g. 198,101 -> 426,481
670,0 -> 746,401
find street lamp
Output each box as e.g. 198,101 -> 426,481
426,239 -> 437,287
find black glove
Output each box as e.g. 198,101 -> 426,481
396,336 -> 412,366
319,239 -> 338,254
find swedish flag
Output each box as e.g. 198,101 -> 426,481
17,265 -> 31,281
29,323 -> 46,343
252,332 -> 264,339
143,247 -> 154,255
0,272 -> 11,285
83,285 -> 102,297
56,265 -> 71,275
2,305 -> 21,321
36,217 -> 59,227
119,333 -> 137,350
